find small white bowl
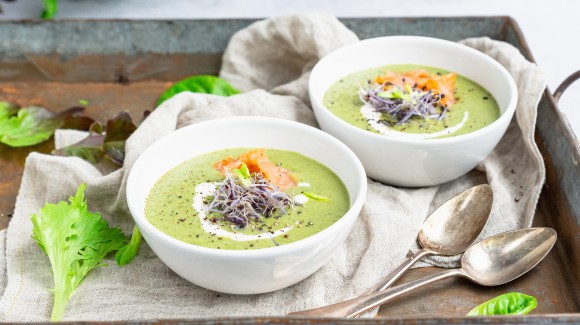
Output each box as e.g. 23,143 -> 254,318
126,116 -> 367,294
309,36 -> 518,187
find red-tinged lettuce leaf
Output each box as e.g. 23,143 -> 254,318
156,75 -> 240,106
53,133 -> 105,164
53,112 -> 138,166
60,106 -> 95,131
103,112 -> 137,164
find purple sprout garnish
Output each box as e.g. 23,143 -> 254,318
207,167 -> 294,228
359,81 -> 446,124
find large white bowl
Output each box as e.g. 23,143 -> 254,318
126,116 -> 367,294
309,36 -> 518,187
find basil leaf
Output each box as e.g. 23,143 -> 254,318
466,292 -> 537,316
157,75 -> 240,106
302,192 -> 332,202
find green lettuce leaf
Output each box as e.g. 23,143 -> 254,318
0,105 -> 59,147
0,103 -> 90,147
31,183 -> 127,321
115,225 -> 142,266
157,75 -> 240,106
466,292 -> 537,316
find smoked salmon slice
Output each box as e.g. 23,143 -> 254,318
375,69 -> 457,106
214,149 -> 297,191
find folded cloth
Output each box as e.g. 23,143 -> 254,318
0,13 -> 546,321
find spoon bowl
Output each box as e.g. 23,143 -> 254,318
419,184 -> 493,255
462,227 -> 557,286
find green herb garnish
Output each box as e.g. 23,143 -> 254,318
232,162 -> 252,187
31,183 -> 128,321
302,192 -> 332,202
466,292 -> 537,316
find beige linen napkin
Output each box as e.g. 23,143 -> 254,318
0,13 -> 546,321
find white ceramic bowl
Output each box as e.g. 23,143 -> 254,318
309,36 -> 518,187
126,116 -> 367,294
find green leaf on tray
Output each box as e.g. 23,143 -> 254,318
466,292 -> 537,316
41,0 -> 58,19
157,75 -> 240,106
0,102 -> 88,147
31,183 -> 127,321
115,225 -> 142,266
53,112 -> 137,166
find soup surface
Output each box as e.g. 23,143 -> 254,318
323,64 -> 500,138
146,148 -> 350,250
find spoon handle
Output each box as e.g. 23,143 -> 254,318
365,249 -> 434,294
289,268 -> 463,318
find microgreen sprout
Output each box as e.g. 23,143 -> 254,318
208,166 -> 294,228
359,81 -> 447,124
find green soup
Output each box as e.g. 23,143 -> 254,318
145,148 -> 350,250
323,64 -> 500,138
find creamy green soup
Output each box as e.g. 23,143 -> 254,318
323,64 -> 500,138
145,148 -> 350,250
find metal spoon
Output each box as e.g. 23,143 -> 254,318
289,227 -> 557,318
366,184 -> 493,294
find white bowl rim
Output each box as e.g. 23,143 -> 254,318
126,116 -> 368,258
309,35 -> 519,145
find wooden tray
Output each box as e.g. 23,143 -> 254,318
0,17 -> 578,324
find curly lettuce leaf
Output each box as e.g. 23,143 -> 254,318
31,183 -> 127,321
466,292 -> 537,316
157,75 -> 240,106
